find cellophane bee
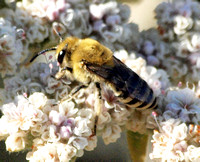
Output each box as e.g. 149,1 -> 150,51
30,31 -> 157,134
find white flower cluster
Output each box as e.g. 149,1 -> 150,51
154,0 -> 200,83
0,92 -> 97,161
0,17 -> 25,77
18,0 -> 69,22
0,1 -> 154,159
0,6 -> 49,77
17,0 -> 139,50
2,62 -> 71,104
155,0 -> 200,40
148,87 -> 200,161
3,0 -> 200,161
137,29 -> 171,67
0,0 -> 140,77
89,1 -> 139,49
150,120 -> 200,162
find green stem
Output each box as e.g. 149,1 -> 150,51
126,131 -> 151,162
0,74 -> 3,88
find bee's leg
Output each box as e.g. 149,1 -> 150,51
61,83 -> 90,102
55,66 -> 73,80
70,84 -> 88,97
62,66 -> 73,73
50,75 -> 56,79
93,82 -> 102,135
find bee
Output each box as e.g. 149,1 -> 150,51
30,31 -> 157,133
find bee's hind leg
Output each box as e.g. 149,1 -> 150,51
93,82 -> 102,135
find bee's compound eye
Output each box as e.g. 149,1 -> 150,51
57,50 -> 66,64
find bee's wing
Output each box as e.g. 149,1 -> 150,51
85,56 -> 127,90
85,56 -> 154,104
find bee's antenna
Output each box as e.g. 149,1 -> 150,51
53,24 -> 63,42
30,47 -> 57,62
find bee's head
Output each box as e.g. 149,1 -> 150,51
56,37 -> 79,67
30,24 -> 79,68
56,41 -> 68,67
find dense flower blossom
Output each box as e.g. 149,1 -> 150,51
18,0 -> 69,21
0,5 -> 49,76
0,8 -> 49,44
0,92 -> 96,161
0,18 -> 24,76
147,87 -> 200,161
137,29 -> 171,67
1,0 -> 200,161
150,120 -> 200,162
153,0 -> 200,83
3,62 -> 71,103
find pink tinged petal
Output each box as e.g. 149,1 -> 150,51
174,141 -> 187,152
49,63 -> 53,69
153,80 -> 161,89
49,110 -> 65,125
46,6 -> 59,21
56,0 -> 67,11
60,126 -> 72,139
188,53 -> 200,67
23,93 -> 28,98
49,55 -> 53,60
62,118 -> 75,130
66,118 -> 75,127
178,81 -> 182,87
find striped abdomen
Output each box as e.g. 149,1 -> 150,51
85,56 -> 157,110
116,72 -> 157,110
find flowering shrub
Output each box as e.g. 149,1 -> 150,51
0,0 -> 200,161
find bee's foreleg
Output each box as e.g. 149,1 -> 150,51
55,66 -> 74,80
